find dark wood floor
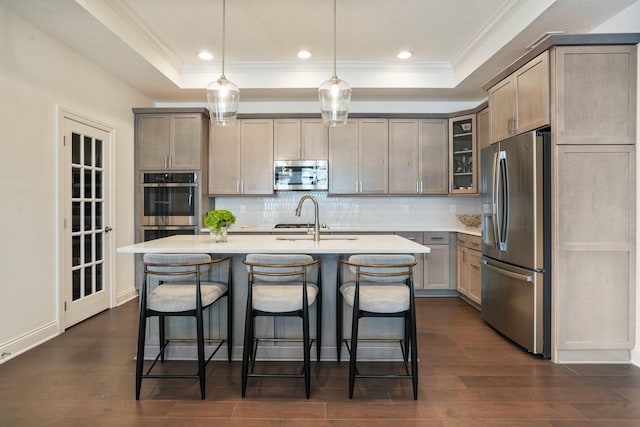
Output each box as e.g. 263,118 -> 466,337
1,297 -> 639,426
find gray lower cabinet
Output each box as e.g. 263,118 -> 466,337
397,232 -> 451,292
134,110 -> 208,171
209,119 -> 274,195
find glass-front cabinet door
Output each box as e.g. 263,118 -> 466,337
449,114 -> 477,194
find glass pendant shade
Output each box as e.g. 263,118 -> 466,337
206,75 -> 239,126
319,75 -> 351,126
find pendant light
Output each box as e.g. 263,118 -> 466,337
318,0 -> 351,127
206,0 -> 239,126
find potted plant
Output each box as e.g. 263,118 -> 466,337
204,209 -> 236,242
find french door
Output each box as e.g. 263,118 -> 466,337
60,110 -> 113,328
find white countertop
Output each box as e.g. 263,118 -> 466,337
223,225 -> 482,237
117,233 -> 431,255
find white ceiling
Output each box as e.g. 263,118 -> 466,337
2,0 -> 638,105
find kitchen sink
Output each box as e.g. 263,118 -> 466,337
275,235 -> 358,241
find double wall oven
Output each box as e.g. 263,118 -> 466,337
137,172 -> 200,241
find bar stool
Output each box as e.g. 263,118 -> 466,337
242,254 -> 321,399
136,253 -> 232,400
336,254 -> 418,399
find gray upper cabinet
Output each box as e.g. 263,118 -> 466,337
449,114 -> 477,194
135,112 -> 207,171
209,119 -> 274,195
274,119 -> 328,160
489,51 -> 550,143
329,118 -> 388,194
554,45 -> 637,145
388,119 -> 448,194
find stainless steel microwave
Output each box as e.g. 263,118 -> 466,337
274,160 -> 328,191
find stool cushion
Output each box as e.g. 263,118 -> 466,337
340,281 -> 410,313
148,281 -> 228,312
253,282 -> 319,313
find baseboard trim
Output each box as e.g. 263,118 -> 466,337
116,288 -> 137,306
554,348 -> 632,363
0,321 -> 59,365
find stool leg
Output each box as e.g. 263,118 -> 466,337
135,308 -> 147,400
241,293 -> 253,397
316,286 -> 322,362
303,304 -> 311,399
159,315 -> 166,363
336,287 -> 342,362
348,304 -> 360,399
196,308 -> 206,400
410,307 -> 418,400
226,292 -> 233,362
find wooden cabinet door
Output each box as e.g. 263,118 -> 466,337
456,246 -> 468,295
489,76 -> 515,143
554,45 -> 637,145
420,119 -> 449,194
301,119 -> 329,159
467,249 -> 482,304
170,114 -> 203,170
329,120 -> 359,194
425,244 -> 450,290
554,144 -> 635,353
359,119 -> 388,194
136,114 -> 170,170
388,119 -> 419,194
208,123 -> 241,194
273,119 -> 301,160
477,108 -> 490,151
240,119 -> 274,195
514,51 -> 549,135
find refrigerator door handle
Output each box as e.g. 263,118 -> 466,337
499,150 -> 509,251
492,151 -> 501,249
482,260 -> 534,282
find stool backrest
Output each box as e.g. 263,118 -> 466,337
143,253 -> 212,284
244,254 -> 318,283
346,254 -> 416,283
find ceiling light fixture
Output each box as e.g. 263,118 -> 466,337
318,0 -> 351,127
206,0 -> 239,126
297,50 -> 312,59
397,50 -> 412,59
198,51 -> 213,61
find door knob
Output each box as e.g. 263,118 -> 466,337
104,226 -> 113,233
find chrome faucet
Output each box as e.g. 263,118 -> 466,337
295,195 -> 320,242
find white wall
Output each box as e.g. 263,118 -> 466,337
0,4 -> 152,362
591,0 -> 640,365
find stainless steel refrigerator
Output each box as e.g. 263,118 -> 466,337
480,129 -> 551,358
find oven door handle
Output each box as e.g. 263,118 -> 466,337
142,183 -> 197,188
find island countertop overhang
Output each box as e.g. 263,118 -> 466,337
117,234 -> 431,255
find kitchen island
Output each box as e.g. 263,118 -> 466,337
118,233 -> 430,361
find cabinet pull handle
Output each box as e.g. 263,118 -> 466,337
431,237 -> 444,240
355,181 -> 359,192
164,156 -> 168,169
420,180 -> 423,193
416,181 -> 419,193
236,181 -> 240,193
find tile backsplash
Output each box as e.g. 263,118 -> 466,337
210,192 -> 480,228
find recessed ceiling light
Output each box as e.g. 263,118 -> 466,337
397,50 -> 413,60
297,50 -> 312,59
198,51 -> 213,61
